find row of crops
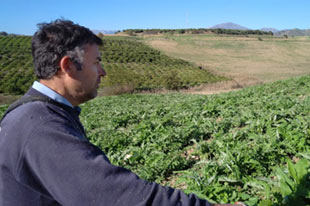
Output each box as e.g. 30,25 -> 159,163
0,36 -> 35,94
100,38 -> 225,92
76,75 -> 309,206
0,36 -> 225,95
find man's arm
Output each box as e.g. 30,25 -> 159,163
19,118 -> 215,206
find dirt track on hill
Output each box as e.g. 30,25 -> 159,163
181,74 -> 263,95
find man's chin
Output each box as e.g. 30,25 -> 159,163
91,89 -> 98,99
78,91 -> 98,104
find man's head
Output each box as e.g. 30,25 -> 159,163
32,19 -> 106,106
32,19 -> 102,79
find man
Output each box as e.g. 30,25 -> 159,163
0,19 -> 241,206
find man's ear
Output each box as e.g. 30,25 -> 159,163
59,56 -> 75,75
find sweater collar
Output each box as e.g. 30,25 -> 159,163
32,81 -> 74,108
27,86 -> 82,116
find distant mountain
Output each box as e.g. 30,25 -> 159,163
209,23 -> 310,36
210,22 -> 249,30
92,29 -> 118,35
260,28 -> 279,33
274,29 -> 310,37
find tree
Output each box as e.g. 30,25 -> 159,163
97,32 -> 104,38
0,31 -> 8,36
178,29 -> 185,34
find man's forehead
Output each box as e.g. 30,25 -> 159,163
84,44 -> 100,55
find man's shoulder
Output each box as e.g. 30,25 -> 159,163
3,100 -> 57,127
1,88 -> 87,141
1,97 -> 84,142
2,91 -> 71,127
4,88 -> 73,121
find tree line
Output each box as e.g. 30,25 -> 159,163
121,28 -> 273,36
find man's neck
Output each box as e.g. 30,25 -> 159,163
39,77 -> 80,107
39,79 -> 64,96
36,80 -> 75,107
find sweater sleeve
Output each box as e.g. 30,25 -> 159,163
18,119 -> 212,206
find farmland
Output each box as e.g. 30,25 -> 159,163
144,34 -> 310,85
0,36 -> 35,94
2,75 -> 310,205
0,35 -> 224,95
1,33 -> 310,205
80,75 -> 310,205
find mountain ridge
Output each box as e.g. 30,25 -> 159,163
209,22 -> 249,30
92,29 -> 118,34
208,22 -> 310,36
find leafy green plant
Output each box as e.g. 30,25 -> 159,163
274,159 -> 310,205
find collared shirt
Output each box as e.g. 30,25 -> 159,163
32,81 -> 73,108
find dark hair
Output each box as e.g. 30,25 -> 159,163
32,19 -> 102,79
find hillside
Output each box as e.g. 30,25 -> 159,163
145,34 -> 310,86
92,29 -> 118,34
210,22 -> 249,30
208,23 -> 310,37
274,29 -> 310,37
0,36 -> 35,94
0,36 -> 225,95
2,75 -> 310,205
260,28 -> 279,33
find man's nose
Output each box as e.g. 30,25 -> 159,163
98,64 -> 106,77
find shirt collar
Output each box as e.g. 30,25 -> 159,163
32,81 -> 74,108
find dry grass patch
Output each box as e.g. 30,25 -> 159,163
182,75 -> 262,95
144,35 -> 310,85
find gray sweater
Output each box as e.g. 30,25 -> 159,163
0,88 -> 211,206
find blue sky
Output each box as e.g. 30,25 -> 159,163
1,0 -> 309,35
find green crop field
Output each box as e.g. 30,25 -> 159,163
0,36 -> 35,94
0,35 -> 225,95
2,75 -> 310,205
